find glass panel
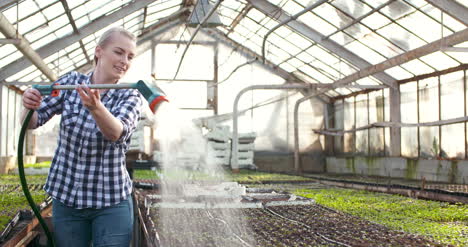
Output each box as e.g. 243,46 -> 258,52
420,52 -> 460,71
358,32 -> 404,59
441,71 -> 464,120
400,59 -> 435,75
282,0 -> 303,14
455,0 -> 468,8
361,12 -> 391,30
343,97 -> 355,153
355,94 -> 368,154
384,66 -> 414,80
306,46 -> 339,66
154,43 -> 214,80
380,1 -> 413,20
345,40 -> 386,64
400,82 -> 418,157
420,4 -> 466,32
330,31 -> 354,46
19,13 -> 47,34
397,8 -> 442,43
418,77 -> 439,158
286,32 -> 313,47
279,63 -> 296,73
160,81 -> 208,109
298,12 -> 337,36
334,100 -> 344,154
41,2 -> 63,20
313,3 -> 349,28
298,65 -> 334,83
369,90 -> 384,155
441,124 -> 464,159
309,60 -> 340,80
377,23 -> 425,51
248,8 -> 265,23
330,0 -> 372,19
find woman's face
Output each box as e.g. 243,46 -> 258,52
95,33 -> 136,81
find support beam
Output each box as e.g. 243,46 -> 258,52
0,0 -> 17,11
247,0 -> 398,89
226,4 -> 252,36
0,0 -> 158,82
60,0 -> 91,63
203,30 -> 304,85
262,0 -> 328,63
0,12 -> 57,81
320,28 -> 468,91
76,9 -> 187,74
0,38 -> 20,44
425,0 -> 468,26
203,29 -> 331,105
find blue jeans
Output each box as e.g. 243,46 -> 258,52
52,198 -> 133,247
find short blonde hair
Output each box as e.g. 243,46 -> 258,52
94,27 -> 136,64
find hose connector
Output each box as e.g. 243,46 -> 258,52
135,80 -> 168,113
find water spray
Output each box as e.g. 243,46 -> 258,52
18,80 -> 168,247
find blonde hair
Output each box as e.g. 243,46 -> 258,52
94,27 -> 136,64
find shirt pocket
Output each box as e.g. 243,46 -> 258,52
62,102 -> 80,128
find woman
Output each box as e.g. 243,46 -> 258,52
21,27 -> 141,247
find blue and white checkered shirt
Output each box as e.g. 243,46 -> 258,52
36,71 -> 142,209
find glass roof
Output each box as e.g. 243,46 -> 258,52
0,0 -> 467,98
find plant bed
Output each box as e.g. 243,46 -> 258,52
296,188 -> 468,246
0,174 -> 48,234
135,183 -> 448,246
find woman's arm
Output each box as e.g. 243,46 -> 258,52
76,86 -> 123,142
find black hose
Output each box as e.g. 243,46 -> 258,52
18,109 -> 55,247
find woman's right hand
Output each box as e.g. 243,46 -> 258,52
22,88 -> 43,110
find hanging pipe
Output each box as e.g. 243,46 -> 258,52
172,0 -> 223,80
231,83 -> 313,172
261,0 -> 328,63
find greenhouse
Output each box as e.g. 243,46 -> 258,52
0,0 -> 467,246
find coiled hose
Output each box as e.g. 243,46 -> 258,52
18,109 -> 55,247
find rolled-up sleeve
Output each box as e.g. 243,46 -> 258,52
113,89 -> 143,144
36,72 -> 75,127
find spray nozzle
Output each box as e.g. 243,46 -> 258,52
135,80 -> 168,113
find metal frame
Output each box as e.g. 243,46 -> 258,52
231,83 -> 314,171
425,0 -> 468,26
327,66 -> 468,160
0,0 -> 160,82
0,12 -> 57,81
247,0 -> 398,89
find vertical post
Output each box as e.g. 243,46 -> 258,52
367,92 -> 370,155
438,76 -> 442,157
0,85 -> 3,162
325,102 -> 334,155
389,87 -> 401,156
417,80 -> 420,157
151,40 -> 156,78
353,96 -> 356,153
213,42 -> 219,115
464,70 -> 467,159
382,89 -> 386,155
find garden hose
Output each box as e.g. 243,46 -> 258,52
18,109 -> 55,247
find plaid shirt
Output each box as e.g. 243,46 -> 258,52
36,71 -> 142,209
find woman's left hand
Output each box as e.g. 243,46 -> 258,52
76,85 -> 102,111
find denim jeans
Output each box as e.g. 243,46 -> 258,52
52,198 -> 133,247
